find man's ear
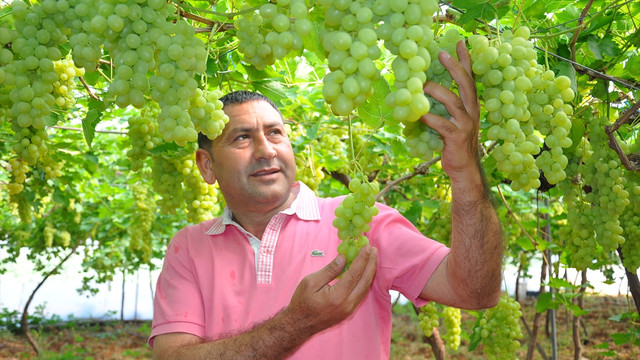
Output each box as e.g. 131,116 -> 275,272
196,148 -> 216,185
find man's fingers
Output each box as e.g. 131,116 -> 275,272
313,253 -> 346,288
334,245 -> 377,297
438,41 -> 480,122
422,80 -> 468,129
348,246 -> 377,303
456,40 -> 473,79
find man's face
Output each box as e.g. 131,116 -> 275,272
207,100 -> 296,213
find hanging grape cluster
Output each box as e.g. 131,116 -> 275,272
333,178 -> 380,272
235,0 -> 311,70
319,0 -> 438,118
474,294 -> 523,359
560,116 -> 630,270
129,183 -> 155,263
470,27 -> 575,192
404,28 -> 463,161
441,306 -> 461,351
429,200 -> 451,246
418,302 -> 439,337
620,160 -> 640,272
127,103 -> 163,171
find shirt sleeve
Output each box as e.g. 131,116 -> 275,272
368,203 -> 450,308
149,227 -> 206,347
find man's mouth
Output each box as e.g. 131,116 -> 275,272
251,168 -> 279,177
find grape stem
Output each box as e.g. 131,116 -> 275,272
79,77 -> 99,101
495,185 -> 542,253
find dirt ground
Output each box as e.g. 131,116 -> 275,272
1,295 -> 637,359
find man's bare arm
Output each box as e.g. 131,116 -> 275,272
152,245 -> 378,360
419,41 -> 502,310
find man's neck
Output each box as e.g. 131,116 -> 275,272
229,192 -> 296,239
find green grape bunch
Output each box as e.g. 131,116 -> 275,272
469,27 -> 575,192
473,294 -> 523,359
418,301 -> 440,337
333,178 -> 380,272
441,306 -> 461,351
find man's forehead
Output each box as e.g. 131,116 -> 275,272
222,101 -> 285,127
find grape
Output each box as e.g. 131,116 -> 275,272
333,177 -> 380,272
402,27 -> 463,161
127,103 -> 162,171
235,0 -> 307,70
184,153 -> 222,224
469,27 -> 575,192
44,221 -> 55,248
473,294 -> 523,359
441,306 -> 461,351
620,169 -> 640,272
418,302 -> 439,337
151,154 -> 186,214
129,183 -> 155,263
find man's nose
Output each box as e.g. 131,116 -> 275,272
254,134 -> 277,160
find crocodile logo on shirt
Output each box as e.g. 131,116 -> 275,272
311,249 -> 325,257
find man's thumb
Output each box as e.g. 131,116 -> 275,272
320,254 -> 346,281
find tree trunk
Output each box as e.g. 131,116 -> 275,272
515,261 -> 523,303
526,252 -> 548,360
520,314 -> 549,360
21,247 -> 78,355
573,270 -> 587,360
424,327 -> 446,360
617,246 -> 640,313
121,267 -> 126,323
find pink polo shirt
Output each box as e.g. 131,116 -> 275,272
151,182 -> 449,359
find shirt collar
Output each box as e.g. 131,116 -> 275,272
205,181 -> 321,235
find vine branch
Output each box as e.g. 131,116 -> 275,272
604,100 -> 640,171
569,0 -> 594,63
79,76 -> 99,101
21,246 -> 79,355
180,9 -> 216,26
538,47 -> 640,91
52,126 -> 127,135
376,156 -> 440,200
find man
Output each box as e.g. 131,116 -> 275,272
150,42 -> 502,359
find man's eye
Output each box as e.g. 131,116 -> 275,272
234,135 -> 248,141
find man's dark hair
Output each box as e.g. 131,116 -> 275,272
197,91 -> 282,151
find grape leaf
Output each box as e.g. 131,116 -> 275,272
467,313 -> 484,351
304,9 -> 325,60
357,76 -> 392,129
82,99 -> 104,149
535,292 -> 558,312
452,0 -> 510,25
625,54 -> 640,80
